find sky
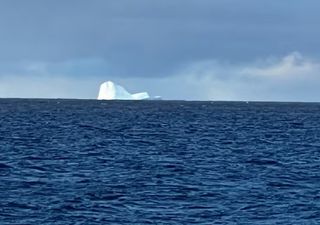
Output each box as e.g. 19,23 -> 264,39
0,0 -> 320,101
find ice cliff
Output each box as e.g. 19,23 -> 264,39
97,81 -> 150,100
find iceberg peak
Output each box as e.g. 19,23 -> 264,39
97,81 -> 150,100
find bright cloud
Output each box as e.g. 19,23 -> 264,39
241,52 -> 320,78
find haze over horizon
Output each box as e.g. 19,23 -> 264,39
0,0 -> 319,101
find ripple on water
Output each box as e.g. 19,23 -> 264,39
0,99 -> 319,224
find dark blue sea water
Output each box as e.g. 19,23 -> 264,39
0,99 -> 319,224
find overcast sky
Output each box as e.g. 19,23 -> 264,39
0,0 -> 319,101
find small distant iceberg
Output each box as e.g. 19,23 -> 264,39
97,81 -> 151,100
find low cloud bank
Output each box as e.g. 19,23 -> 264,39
0,52 -> 319,101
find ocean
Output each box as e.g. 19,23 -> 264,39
0,99 -> 319,224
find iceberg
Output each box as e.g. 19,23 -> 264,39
97,81 -> 150,100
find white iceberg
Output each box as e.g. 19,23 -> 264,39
97,81 -> 150,100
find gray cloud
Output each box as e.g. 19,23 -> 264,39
0,0 -> 320,77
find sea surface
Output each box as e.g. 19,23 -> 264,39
0,99 -> 319,224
